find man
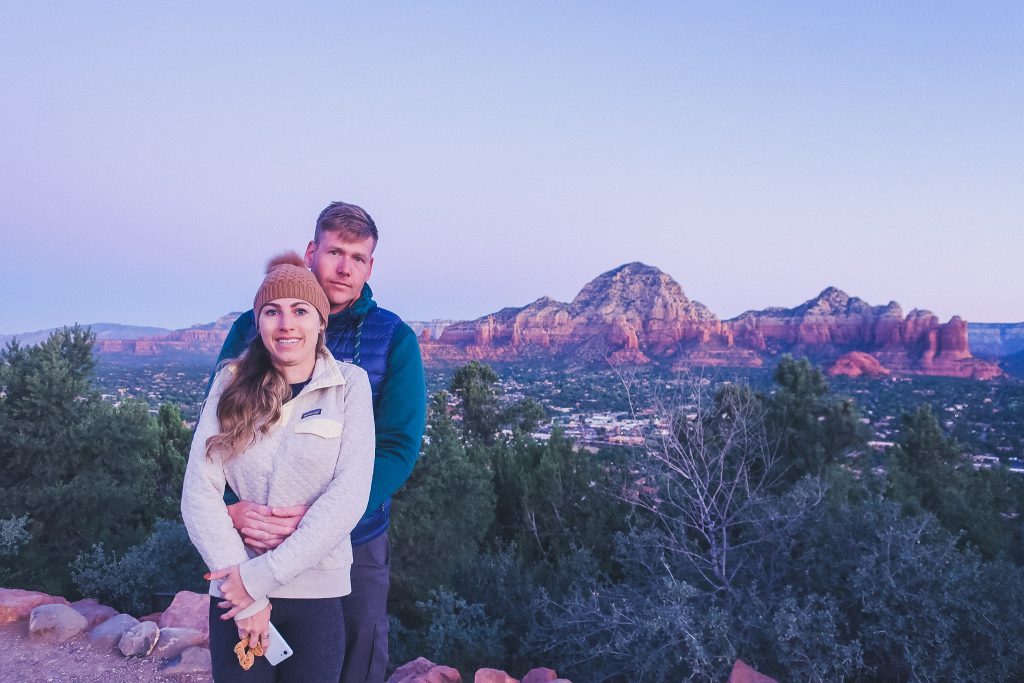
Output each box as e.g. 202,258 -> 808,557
213,201 -> 427,682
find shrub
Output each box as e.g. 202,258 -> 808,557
0,514 -> 32,585
71,519 -> 205,614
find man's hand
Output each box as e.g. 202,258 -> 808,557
227,501 -> 310,551
206,565 -> 254,620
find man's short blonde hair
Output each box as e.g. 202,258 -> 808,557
314,201 -> 378,249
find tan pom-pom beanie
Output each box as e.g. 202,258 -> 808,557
253,252 -> 331,323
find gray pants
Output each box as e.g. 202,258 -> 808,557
340,531 -> 390,683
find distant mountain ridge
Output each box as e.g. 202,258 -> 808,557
967,323 -> 1024,357
0,323 -> 172,348
4,264 -> 1017,380
424,263 -> 1004,379
90,313 -> 243,356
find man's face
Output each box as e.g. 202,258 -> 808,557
304,231 -> 375,314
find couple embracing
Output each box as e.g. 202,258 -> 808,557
181,201 -> 426,682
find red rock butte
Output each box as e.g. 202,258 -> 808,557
91,263 -> 1003,380
422,263 -> 1003,379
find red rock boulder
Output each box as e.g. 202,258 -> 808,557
0,589 -> 67,625
158,591 -> 209,644
727,659 -> 777,683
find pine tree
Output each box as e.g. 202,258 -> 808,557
0,327 -> 170,594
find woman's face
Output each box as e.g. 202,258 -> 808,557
257,297 -> 322,373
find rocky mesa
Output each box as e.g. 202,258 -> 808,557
92,313 -> 241,356
84,262 -> 1004,379
423,263 -> 1003,379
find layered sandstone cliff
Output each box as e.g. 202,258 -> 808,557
89,263 -> 1003,380
93,313 -> 240,356
432,263 -> 728,365
425,264 -> 1003,379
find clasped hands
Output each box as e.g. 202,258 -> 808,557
228,501 -> 310,551
205,501 -> 308,649
206,564 -> 271,650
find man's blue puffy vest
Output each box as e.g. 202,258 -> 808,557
325,304 -> 401,410
315,288 -> 402,544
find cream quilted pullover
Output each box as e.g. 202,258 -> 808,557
181,352 -> 375,619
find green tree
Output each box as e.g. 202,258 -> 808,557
449,361 -> 547,442
491,430 -> 627,568
0,327 -> 175,594
155,403 -> 190,517
390,392 -> 496,620
767,356 -> 869,483
888,404 -> 1024,560
449,361 -> 502,443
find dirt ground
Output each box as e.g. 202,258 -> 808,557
0,621 -> 212,683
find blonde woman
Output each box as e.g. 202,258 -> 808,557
182,253 -> 374,682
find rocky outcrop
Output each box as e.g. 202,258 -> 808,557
388,657 -> 463,683
432,263 -> 725,365
968,322 -> 1024,357
0,588 -> 217,678
521,668 -> 559,683
725,288 -> 906,350
93,312 -> 241,357
424,264 -> 1002,379
475,670 -> 519,683
158,590 -> 209,643
56,261 -> 1006,381
70,598 -> 118,628
162,645 -> 213,674
151,626 -> 205,658
828,352 -> 891,378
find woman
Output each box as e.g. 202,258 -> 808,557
181,253 -> 374,682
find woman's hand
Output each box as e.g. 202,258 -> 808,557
205,565 -> 255,619
236,602 -> 272,652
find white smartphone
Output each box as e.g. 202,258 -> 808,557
265,622 -> 293,666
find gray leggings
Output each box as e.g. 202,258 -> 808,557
208,596 -> 345,683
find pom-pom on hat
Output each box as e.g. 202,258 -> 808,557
253,251 -> 331,323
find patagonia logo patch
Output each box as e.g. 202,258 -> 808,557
301,409 -> 322,419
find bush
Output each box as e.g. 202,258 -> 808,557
71,519 -> 206,614
392,588 -> 505,677
0,515 -> 31,557
0,515 -> 32,585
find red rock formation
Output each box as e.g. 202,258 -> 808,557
724,289 -> 906,351
93,313 -> 241,357
423,267 -> 1002,379
88,265 -> 1003,381
435,263 -> 722,364
828,352 -> 891,378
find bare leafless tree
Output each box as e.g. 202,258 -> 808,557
623,372 -> 823,594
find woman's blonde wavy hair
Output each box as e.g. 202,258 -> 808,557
205,332 -> 326,460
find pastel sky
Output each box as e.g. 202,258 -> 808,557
2,2 -> 1022,334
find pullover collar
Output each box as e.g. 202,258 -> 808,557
329,284 -> 377,324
